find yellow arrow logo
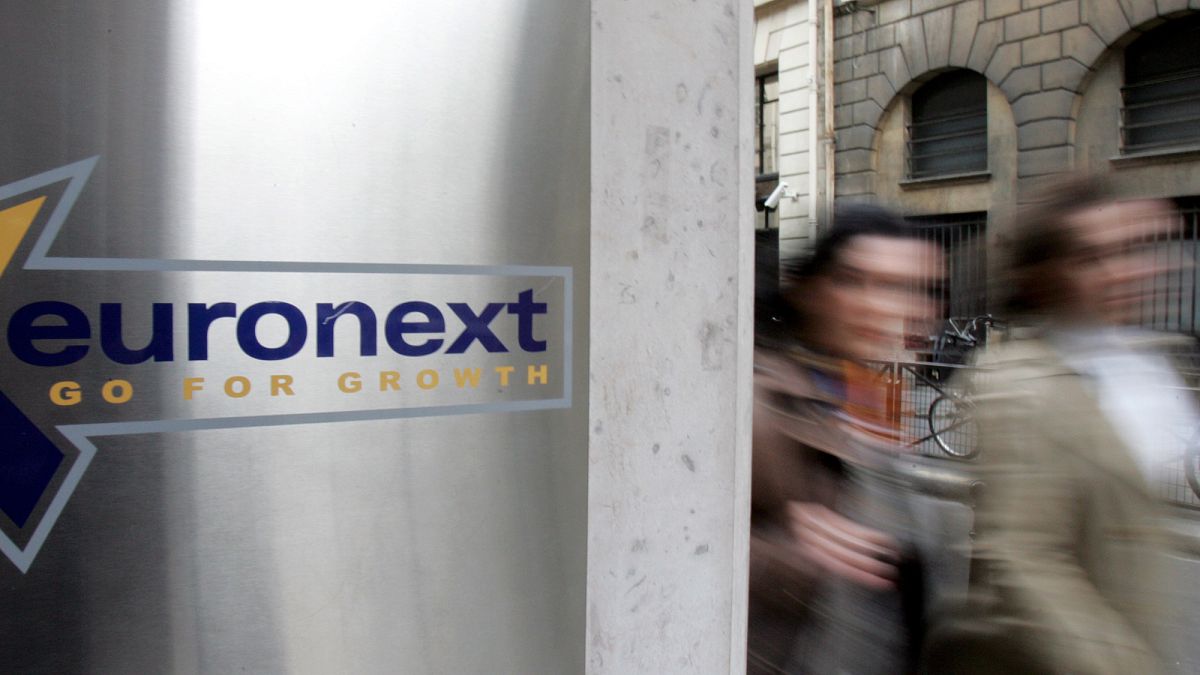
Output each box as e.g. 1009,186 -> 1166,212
0,196 -> 45,278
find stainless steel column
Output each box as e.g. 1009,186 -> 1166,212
0,2 -> 588,672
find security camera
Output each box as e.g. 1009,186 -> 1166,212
763,181 -> 791,210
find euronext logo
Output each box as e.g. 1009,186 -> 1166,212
0,158 -> 571,572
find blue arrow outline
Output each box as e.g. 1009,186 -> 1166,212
0,158 -> 575,572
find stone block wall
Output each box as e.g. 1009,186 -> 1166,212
832,0 -> 1200,200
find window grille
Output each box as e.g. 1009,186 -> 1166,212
1121,16 -> 1200,153
1145,198 -> 1200,508
906,212 -> 988,323
907,71 -> 987,180
1136,197 -> 1200,337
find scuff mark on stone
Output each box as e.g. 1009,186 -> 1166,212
589,601 -> 613,671
713,23 -> 731,46
645,125 -> 668,153
640,125 -> 671,253
694,544 -> 710,555
699,320 -> 726,371
641,213 -> 668,244
681,454 -> 696,472
619,283 -> 636,305
625,575 -> 647,595
709,161 -> 728,187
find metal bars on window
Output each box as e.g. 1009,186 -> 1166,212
1120,68 -> 1200,153
906,212 -> 989,324
906,71 -> 987,180
1128,198 -> 1200,508
1132,198 -> 1200,336
1134,198 -> 1200,338
1121,15 -> 1200,154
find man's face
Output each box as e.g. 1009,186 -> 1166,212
808,235 -> 943,361
1062,199 -> 1179,326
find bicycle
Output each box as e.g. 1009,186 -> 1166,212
919,315 -> 999,458
928,315 -> 999,382
927,388 -> 978,459
896,358 -> 980,460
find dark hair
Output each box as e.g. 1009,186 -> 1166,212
795,203 -> 915,283
1004,173 -> 1112,315
755,203 -> 915,346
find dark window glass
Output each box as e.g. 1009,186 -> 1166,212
908,71 -> 987,179
1122,16 -> 1200,153
755,73 -> 779,176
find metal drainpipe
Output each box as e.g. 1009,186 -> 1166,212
823,0 -> 836,226
808,0 -> 821,235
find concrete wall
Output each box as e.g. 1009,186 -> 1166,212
588,1 -> 754,673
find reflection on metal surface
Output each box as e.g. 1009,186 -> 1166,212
0,0 -> 588,671
0,158 -> 572,573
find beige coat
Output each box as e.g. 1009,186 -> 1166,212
957,334 -> 1187,674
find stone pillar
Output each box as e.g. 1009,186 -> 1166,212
588,1 -> 755,673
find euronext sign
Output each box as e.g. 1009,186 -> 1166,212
0,158 -> 572,572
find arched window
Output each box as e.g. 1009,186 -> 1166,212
1122,15 -> 1200,153
907,70 -> 987,179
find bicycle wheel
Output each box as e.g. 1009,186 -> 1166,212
928,395 -> 978,459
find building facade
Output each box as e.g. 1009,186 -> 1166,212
757,0 -> 1200,329
754,0 -> 819,271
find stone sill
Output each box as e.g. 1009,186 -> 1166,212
899,171 -> 991,190
1110,145 -> 1200,167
